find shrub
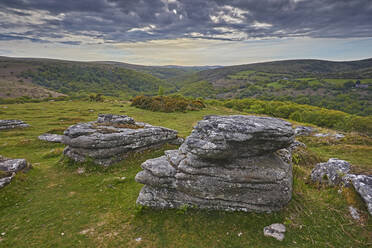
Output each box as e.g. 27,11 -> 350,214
131,95 -> 205,113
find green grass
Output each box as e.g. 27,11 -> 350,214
0,101 -> 371,247
267,82 -> 284,89
228,70 -> 256,79
298,134 -> 372,174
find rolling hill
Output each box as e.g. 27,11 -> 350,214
175,58 -> 372,116
1,56 -> 371,116
0,56 -> 187,98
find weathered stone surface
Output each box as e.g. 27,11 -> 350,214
38,133 -> 63,143
344,174 -> 372,215
62,114 -> 180,166
136,115 -> 294,212
0,156 -> 31,189
276,140 -> 306,164
311,158 -> 350,185
0,174 -> 15,189
313,133 -> 345,139
288,140 -> 306,151
263,223 -> 286,241
295,126 -> 315,136
348,206 -> 361,220
184,115 -> 294,159
0,156 -> 28,173
334,133 -> 345,139
0,120 -> 29,130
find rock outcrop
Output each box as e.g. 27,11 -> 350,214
311,158 -> 351,185
311,158 -> 372,215
38,133 -> 63,143
0,120 -> 29,130
0,156 -> 31,189
136,115 -> 295,212
62,114 -> 180,166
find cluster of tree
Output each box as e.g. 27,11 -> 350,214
176,74 -> 371,116
209,98 -> 372,135
131,95 -> 205,113
21,65 -> 175,97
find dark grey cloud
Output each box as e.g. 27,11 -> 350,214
0,0 -> 371,44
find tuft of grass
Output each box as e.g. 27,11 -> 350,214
42,148 -> 64,159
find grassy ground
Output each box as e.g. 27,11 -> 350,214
0,101 -> 371,247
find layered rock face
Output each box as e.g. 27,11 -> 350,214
136,115 -> 295,212
0,120 -> 29,130
62,114 -> 180,166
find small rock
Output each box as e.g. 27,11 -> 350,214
1,232 -> 5,236
344,174 -> 372,215
313,132 -> 345,139
311,158 -> 350,185
295,126 -> 315,136
0,174 -> 15,189
314,133 -> 329,138
38,133 -> 63,143
0,156 -> 31,189
237,232 -> 243,237
348,206 -> 360,220
264,223 -> 286,241
135,237 -> 142,242
79,228 -> 93,235
76,167 -> 85,175
0,120 -> 29,130
0,156 -> 29,173
288,140 -> 306,152
334,133 -> 345,139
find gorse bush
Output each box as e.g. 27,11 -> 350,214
212,98 -> 372,135
131,95 -> 205,112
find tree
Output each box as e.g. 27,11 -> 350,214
158,86 -> 164,96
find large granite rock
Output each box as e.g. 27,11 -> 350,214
0,156 -> 31,189
0,120 -> 29,130
62,114 -> 180,166
136,115 -> 295,212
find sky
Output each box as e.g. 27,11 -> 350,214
1,0 -> 372,66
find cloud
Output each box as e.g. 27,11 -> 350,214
0,0 -> 371,45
